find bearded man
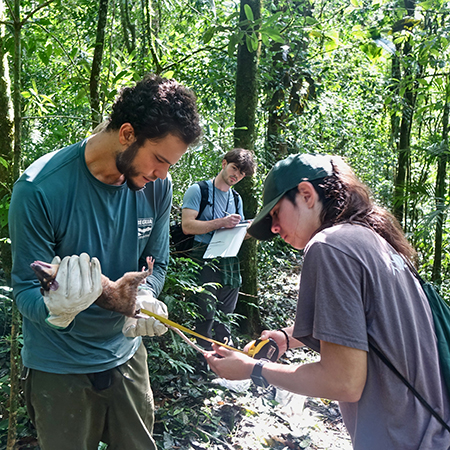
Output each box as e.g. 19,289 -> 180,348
9,74 -> 201,450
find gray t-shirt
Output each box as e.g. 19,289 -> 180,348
182,180 -> 244,244
293,223 -> 450,450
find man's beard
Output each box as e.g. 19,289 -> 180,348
115,141 -> 145,192
221,170 -> 234,187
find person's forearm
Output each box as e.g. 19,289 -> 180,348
14,286 -> 50,323
261,343 -> 367,402
261,360 -> 360,402
146,261 -> 167,297
280,326 -> 304,349
182,217 -> 228,235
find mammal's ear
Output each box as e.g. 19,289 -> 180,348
118,123 -> 136,145
221,159 -> 227,170
298,181 -> 318,208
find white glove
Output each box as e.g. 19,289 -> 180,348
122,289 -> 168,337
44,253 -> 103,329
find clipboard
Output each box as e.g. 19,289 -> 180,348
203,222 -> 249,259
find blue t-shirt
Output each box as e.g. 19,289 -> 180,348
9,140 -> 172,374
182,180 -> 244,244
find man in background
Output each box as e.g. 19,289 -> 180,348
181,148 -> 256,351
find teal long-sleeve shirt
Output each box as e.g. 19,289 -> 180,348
9,139 -> 172,373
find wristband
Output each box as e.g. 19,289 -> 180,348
277,328 -> 290,351
251,360 -> 270,388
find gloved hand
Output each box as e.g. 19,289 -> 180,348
43,253 -> 103,329
122,289 -> 168,337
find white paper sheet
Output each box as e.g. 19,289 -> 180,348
203,222 -> 249,259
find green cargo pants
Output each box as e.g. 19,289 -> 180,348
22,343 -> 156,450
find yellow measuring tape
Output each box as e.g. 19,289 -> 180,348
140,308 -> 247,354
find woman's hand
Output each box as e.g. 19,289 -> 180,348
204,344 -> 255,380
244,327 -> 299,357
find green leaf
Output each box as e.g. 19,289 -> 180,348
430,48 -> 440,58
203,27 -> 215,44
359,42 -> 382,61
246,34 -> 253,52
0,157 -> 8,170
112,70 -> 129,84
225,11 -> 239,23
264,27 -> 284,43
265,11 -> 283,26
41,95 -> 56,106
309,30 -> 322,38
38,51 -> 49,66
244,4 -> 254,22
305,16 -> 318,25
251,33 -> 258,51
227,41 -> 235,56
418,0 -> 433,10
352,26 -> 366,40
46,43 -> 53,59
393,35 -> 407,45
162,71 -> 175,79
324,30 -> 340,51
228,33 -> 239,56
69,47 -> 77,59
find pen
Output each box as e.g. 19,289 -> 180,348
223,210 -> 231,216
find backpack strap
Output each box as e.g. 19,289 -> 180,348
196,181 -> 240,218
369,341 -> 450,432
231,189 -> 240,214
197,180 -> 211,218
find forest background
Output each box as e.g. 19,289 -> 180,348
0,0 -> 449,448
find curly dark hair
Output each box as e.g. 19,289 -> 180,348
223,148 -> 256,176
284,156 -> 416,261
106,74 -> 201,146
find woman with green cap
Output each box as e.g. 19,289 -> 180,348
205,153 -> 449,450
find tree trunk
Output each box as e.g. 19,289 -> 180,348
264,0 -> 313,162
143,0 -> 161,73
393,92 -> 413,225
432,81 -> 450,283
0,0 -> 13,190
392,0 -> 417,226
265,55 -> 289,161
0,0 -> 13,276
120,0 -> 135,55
90,0 -> 109,130
233,0 -> 261,336
6,1 -> 22,447
389,50 -> 401,150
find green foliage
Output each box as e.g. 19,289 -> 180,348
4,0 -> 450,446
146,254 -> 244,448
0,287 -> 33,449
0,195 -> 10,231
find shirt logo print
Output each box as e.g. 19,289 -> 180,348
390,251 -> 406,275
138,218 -> 153,239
